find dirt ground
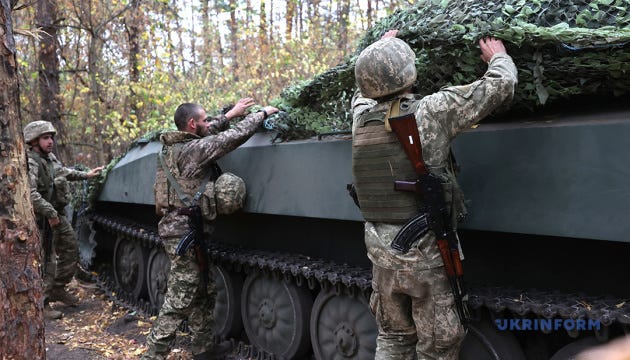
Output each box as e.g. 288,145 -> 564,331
45,279 -> 195,360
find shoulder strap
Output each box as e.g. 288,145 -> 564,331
158,146 -> 214,207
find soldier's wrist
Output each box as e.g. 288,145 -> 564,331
257,109 -> 268,120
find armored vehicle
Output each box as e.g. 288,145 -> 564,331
76,105 -> 630,360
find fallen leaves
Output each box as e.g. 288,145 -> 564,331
46,279 -> 193,359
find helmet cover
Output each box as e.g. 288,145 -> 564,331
355,37 -> 417,99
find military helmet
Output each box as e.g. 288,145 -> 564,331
355,37 -> 417,99
24,120 -> 56,143
215,172 -> 246,215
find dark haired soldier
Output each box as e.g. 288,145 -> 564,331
143,98 -> 278,360
352,31 -> 517,359
24,120 -> 104,320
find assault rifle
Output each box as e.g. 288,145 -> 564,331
388,112 -> 470,325
176,205 -> 209,290
39,218 -> 53,271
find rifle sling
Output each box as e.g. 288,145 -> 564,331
158,148 -> 213,208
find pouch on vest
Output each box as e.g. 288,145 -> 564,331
53,176 -> 70,208
199,181 -> 217,221
433,169 -> 467,230
154,164 -> 169,217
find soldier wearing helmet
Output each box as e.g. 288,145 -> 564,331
24,120 -> 104,320
352,31 -> 518,359
144,98 -> 277,360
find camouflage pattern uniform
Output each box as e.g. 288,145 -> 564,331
352,52 -> 518,359
28,149 -> 90,298
143,111 -> 265,360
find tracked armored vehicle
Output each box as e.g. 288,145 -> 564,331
76,106 -> 630,360
75,1 -> 630,358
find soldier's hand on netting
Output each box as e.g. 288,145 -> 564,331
86,166 -> 105,178
479,37 -> 507,63
48,217 -> 60,227
226,97 -> 256,120
380,29 -> 398,40
262,106 -> 279,117
262,111 -> 288,131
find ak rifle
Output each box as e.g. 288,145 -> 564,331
388,112 -> 470,325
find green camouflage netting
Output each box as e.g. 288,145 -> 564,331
270,0 -> 630,141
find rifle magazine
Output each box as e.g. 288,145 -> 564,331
391,212 -> 430,254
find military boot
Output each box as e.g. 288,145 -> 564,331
193,340 -> 232,360
48,288 -> 79,307
44,304 -> 63,320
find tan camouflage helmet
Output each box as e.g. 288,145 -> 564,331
24,120 -> 56,143
355,37 -> 417,99
215,172 -> 246,215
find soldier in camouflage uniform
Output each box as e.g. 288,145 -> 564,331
143,98 -> 278,360
352,31 -> 518,359
24,120 -> 104,320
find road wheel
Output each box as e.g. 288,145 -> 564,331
241,272 -> 312,358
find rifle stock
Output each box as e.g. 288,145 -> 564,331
388,113 -> 429,176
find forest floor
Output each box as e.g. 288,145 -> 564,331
44,278 -> 220,360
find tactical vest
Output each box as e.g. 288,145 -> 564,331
352,99 -> 422,223
154,141 -> 220,221
353,98 -> 468,227
29,150 -> 71,209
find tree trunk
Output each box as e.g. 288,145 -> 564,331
229,0 -> 239,81
269,0 -> 274,43
0,2 -> 46,358
125,0 -> 144,123
286,0 -> 295,41
338,0 -> 350,51
173,1 -> 186,74
189,0 -> 196,68
201,0 -> 211,69
259,0 -> 267,51
367,0 -> 372,28
87,35 -> 105,166
37,0 -> 67,162
214,1 -> 225,68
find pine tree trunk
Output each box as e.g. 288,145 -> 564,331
126,0 -> 144,123
229,0 -> 239,81
37,0 -> 67,162
338,0 -> 350,51
286,0 -> 296,41
259,0 -> 267,50
0,2 -> 46,358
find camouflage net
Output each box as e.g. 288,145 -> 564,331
69,131 -> 165,213
271,0 -> 630,141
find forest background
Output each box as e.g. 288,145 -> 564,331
14,0 -> 412,168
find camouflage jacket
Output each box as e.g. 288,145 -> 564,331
352,52 -> 518,270
28,149 -> 90,219
157,111 -> 265,239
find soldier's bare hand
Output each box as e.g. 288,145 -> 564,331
87,166 -> 104,178
261,106 -> 279,116
48,217 -> 60,227
381,29 -> 398,40
576,336 -> 630,360
226,97 -> 256,120
479,37 -> 507,63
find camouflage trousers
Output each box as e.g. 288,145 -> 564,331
369,264 -> 465,360
143,235 -> 217,360
41,214 -> 78,298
